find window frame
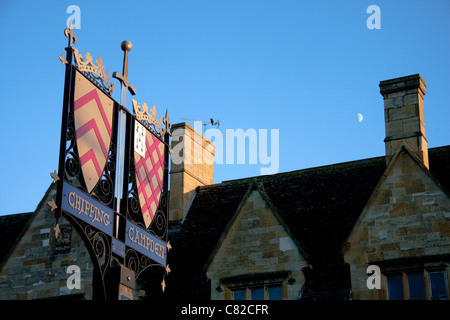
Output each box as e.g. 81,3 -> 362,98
221,271 -> 289,300
231,283 -> 284,300
384,268 -> 448,300
429,270 -> 448,300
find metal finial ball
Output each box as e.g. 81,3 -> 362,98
121,40 -> 132,52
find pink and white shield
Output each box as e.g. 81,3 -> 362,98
74,71 -> 114,194
134,121 -> 165,228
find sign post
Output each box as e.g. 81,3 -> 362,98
50,25 -> 172,300
113,40 -> 136,238
106,261 -> 135,300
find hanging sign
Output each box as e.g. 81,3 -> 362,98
125,220 -> 167,266
61,181 -> 114,236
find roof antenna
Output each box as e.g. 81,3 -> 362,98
180,117 -> 220,133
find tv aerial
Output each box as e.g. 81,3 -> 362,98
180,117 -> 220,133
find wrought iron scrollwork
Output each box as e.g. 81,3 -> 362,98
65,151 -> 81,178
62,76 -> 118,209
64,109 -> 84,190
81,219 -> 112,275
61,214 -> 112,299
125,155 -> 142,225
56,25 -> 172,298
125,248 -> 160,279
151,192 -> 168,239
91,140 -> 117,207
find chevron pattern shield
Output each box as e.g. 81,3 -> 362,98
74,71 -> 114,193
134,121 -> 165,228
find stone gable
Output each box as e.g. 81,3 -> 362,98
0,184 -> 94,300
206,187 -> 307,300
343,145 -> 450,299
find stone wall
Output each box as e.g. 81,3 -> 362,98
0,185 -> 94,300
380,74 -> 428,168
169,122 -> 215,221
207,189 -> 307,300
343,147 -> 450,299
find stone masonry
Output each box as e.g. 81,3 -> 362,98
0,184 -> 94,300
343,145 -> 450,299
169,122 -> 215,221
380,74 -> 428,168
206,188 -> 307,300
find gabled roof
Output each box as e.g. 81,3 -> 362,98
256,156 -> 387,299
203,180 -> 310,273
161,181 -> 251,299
3,146 -> 449,300
0,212 -> 34,267
0,183 -> 55,270
141,145 -> 450,300
427,145 -> 450,193
343,143 -> 450,254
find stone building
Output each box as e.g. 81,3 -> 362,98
1,74 -> 449,300
0,186 -> 93,299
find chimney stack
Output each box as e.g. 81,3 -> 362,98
379,74 -> 428,168
169,122 -> 215,221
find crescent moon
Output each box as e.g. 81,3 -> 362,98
357,113 -> 364,123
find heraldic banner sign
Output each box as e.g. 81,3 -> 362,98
73,70 -> 115,194
49,23 -> 172,300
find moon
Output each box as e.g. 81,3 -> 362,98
357,113 -> 364,123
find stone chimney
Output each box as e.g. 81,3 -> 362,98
379,74 -> 428,168
169,122 -> 215,221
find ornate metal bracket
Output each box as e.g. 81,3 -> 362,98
54,24 -> 171,299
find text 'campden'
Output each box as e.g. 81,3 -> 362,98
127,226 -> 165,260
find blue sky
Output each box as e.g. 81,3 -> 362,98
0,0 -> 449,215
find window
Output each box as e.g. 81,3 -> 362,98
250,287 -> 264,300
429,271 -> 447,300
267,285 -> 282,300
387,274 -> 404,300
386,270 -> 448,300
223,271 -> 288,300
232,285 -> 283,300
408,273 -> 425,300
232,290 -> 246,300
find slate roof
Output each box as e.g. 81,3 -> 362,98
0,183 -> 54,269
0,212 -> 34,267
141,145 -> 450,300
2,147 -> 449,300
139,181 -> 251,299
428,145 -> 450,193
